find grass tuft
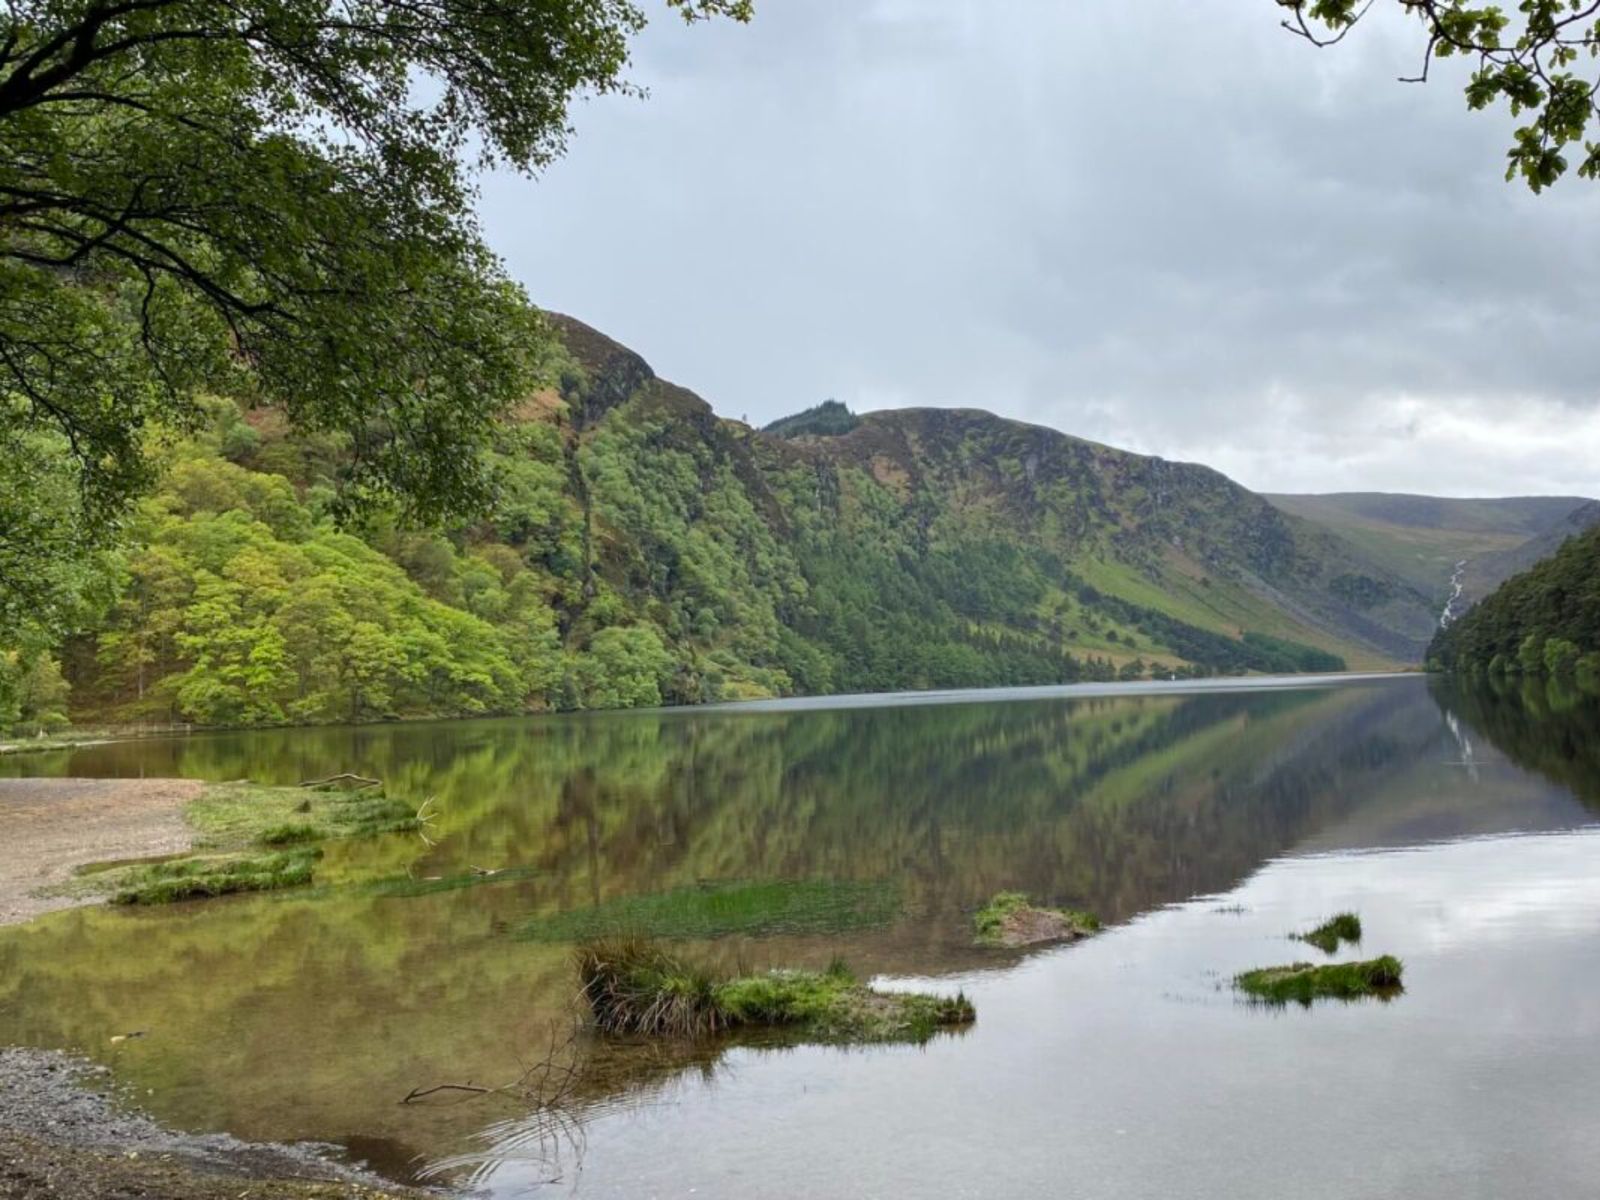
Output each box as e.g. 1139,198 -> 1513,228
973,891 -> 1100,947
1296,912 -> 1362,954
257,823 -> 320,846
1235,956 -> 1404,1006
575,938 -> 974,1044
575,939 -> 724,1036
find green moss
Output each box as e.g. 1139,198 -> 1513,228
518,879 -> 901,942
1235,956 -> 1404,1006
110,850 -> 322,905
575,939 -> 973,1044
1296,912 -> 1362,954
973,891 -> 1100,947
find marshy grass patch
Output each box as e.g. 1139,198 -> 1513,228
1296,912 -> 1362,955
575,938 -> 974,1044
1235,956 -> 1404,1007
973,891 -> 1100,948
57,781 -> 426,909
187,782 -> 421,850
109,849 -> 322,905
519,879 -> 901,943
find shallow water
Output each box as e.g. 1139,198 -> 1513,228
2,673 -> 1598,1197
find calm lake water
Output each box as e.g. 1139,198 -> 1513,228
4,673 -> 1600,1198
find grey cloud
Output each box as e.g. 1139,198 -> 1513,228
478,0 -> 1600,495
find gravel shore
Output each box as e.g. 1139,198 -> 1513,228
0,1049 -> 430,1199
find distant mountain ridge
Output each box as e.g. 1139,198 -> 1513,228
1460,500 -> 1600,607
1267,491 -> 1597,612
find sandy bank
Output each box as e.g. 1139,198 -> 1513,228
0,777 -> 204,926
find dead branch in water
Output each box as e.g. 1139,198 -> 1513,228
297,772 -> 381,789
402,1082 -> 494,1102
415,795 -> 438,846
401,1021 -> 585,1107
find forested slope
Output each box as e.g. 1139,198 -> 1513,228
1429,522 -> 1600,682
6,315 -> 1441,732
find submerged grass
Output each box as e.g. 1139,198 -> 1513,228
518,879 -> 901,942
187,782 -> 420,850
110,849 -> 322,905
973,891 -> 1100,948
1296,912 -> 1362,954
1235,956 -> 1404,1006
356,864 -> 543,899
575,939 -> 975,1044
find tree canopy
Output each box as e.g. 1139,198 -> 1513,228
1282,1 -> 1600,190
0,0 -> 749,651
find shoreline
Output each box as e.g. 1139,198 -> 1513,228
0,1048 -> 428,1199
1,670 -> 1425,758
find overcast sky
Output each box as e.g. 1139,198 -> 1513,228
478,0 -> 1600,499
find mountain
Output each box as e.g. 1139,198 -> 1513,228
1429,521 -> 1600,680
1459,500 -> 1600,607
43,314 -> 1465,730
554,315 -> 1445,669
1265,492 -> 1595,604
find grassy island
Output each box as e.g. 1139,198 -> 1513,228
576,940 -> 974,1044
973,891 -> 1100,948
1235,956 -> 1404,1006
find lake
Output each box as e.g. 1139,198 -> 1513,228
3,673 -> 1599,1198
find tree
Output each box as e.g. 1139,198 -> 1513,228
1281,1 -> 1600,190
1543,636 -> 1580,676
570,625 -> 675,709
0,0 -> 750,648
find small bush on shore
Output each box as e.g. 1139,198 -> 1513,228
1235,956 -> 1404,1006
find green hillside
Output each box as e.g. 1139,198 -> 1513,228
1429,522 -> 1600,683
4,315 -> 1447,733
1266,492 -> 1594,601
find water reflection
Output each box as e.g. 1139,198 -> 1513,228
0,675 -> 1596,1193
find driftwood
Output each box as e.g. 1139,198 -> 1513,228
297,772 -> 381,789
